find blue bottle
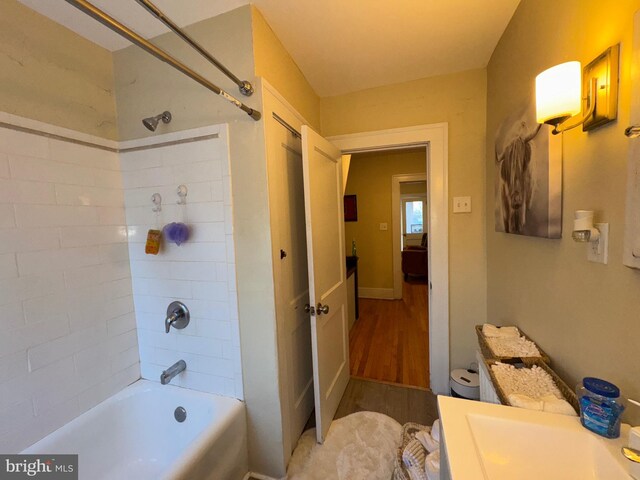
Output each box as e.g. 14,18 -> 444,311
577,377 -> 624,438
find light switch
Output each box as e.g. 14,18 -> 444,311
379,223 -> 388,231
453,196 -> 472,213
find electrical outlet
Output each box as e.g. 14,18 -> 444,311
379,223 -> 388,231
587,223 -> 609,264
453,196 -> 471,213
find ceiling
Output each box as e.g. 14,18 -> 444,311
19,0 -> 520,97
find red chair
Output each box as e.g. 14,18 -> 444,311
402,233 -> 428,279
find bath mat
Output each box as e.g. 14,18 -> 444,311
287,411 -> 402,480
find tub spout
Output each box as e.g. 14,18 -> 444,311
160,360 -> 186,385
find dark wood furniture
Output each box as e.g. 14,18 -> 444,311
346,255 -> 359,319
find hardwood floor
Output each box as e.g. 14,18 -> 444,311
349,279 -> 429,389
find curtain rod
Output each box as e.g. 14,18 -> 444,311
64,0 -> 261,121
134,0 -> 254,97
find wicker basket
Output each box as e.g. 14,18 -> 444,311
484,358 -> 579,414
475,324 -> 551,364
393,422 -> 429,480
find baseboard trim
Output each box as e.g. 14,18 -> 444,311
358,287 -> 394,299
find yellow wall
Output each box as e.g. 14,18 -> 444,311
251,7 -> 321,129
486,0 -> 640,418
400,181 -> 427,195
114,6 -> 257,140
345,150 -> 426,290
0,0 -> 117,139
322,68 -> 488,369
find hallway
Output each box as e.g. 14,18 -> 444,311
349,279 -> 429,389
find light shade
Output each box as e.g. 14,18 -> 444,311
535,61 -> 582,125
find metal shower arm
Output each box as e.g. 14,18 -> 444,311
135,0 -> 254,96
64,0 -> 261,121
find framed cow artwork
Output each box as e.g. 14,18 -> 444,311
494,100 -> 562,238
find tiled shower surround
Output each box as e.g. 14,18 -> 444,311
0,120 -> 242,452
0,125 -> 138,452
121,125 -> 242,399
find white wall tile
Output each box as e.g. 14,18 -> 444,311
0,129 -> 49,159
0,228 -> 60,254
0,253 -> 17,279
14,204 -> 98,228
106,312 -> 137,337
1,124 -> 242,452
0,179 -> 56,205
109,346 -> 139,373
119,149 -> 163,171
95,170 -> 123,189
0,126 -> 139,453
60,225 -> 127,248
123,132 -> 241,397
0,272 -> 65,307
0,351 -> 28,389
122,166 -> 173,189
27,324 -> 107,372
17,246 -> 103,275
132,277 -> 192,298
191,281 -> 229,302
9,155 -> 96,186
0,153 -> 9,178
55,184 -> 124,207
107,329 -> 138,356
106,278 -> 133,300
171,261 -> 218,281
0,204 -> 15,227
97,206 -> 127,225
0,301 -> 25,331
49,139 -> 120,171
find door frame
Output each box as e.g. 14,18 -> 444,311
394,174 -> 428,295
328,124 -> 450,394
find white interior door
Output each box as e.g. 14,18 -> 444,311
301,125 -> 350,444
266,118 -> 314,454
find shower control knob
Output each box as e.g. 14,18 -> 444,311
165,301 -> 190,333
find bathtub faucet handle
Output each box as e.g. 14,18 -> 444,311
165,301 -> 190,334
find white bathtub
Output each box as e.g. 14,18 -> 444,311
23,380 -> 248,480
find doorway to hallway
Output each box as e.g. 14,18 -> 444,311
342,149 -> 429,390
349,277 -> 429,389
330,123 -> 449,395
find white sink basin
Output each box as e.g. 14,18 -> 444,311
438,396 -> 631,479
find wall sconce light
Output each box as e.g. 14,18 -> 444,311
535,45 -> 619,135
572,210 -> 609,264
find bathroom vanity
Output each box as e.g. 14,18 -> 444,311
438,395 -> 631,479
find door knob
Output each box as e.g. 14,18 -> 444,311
317,303 -> 330,315
304,304 -> 316,316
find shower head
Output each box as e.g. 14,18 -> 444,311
142,111 -> 172,132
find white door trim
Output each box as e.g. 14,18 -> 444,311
393,174 -> 428,299
328,124 -> 449,394
262,80 -> 311,465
